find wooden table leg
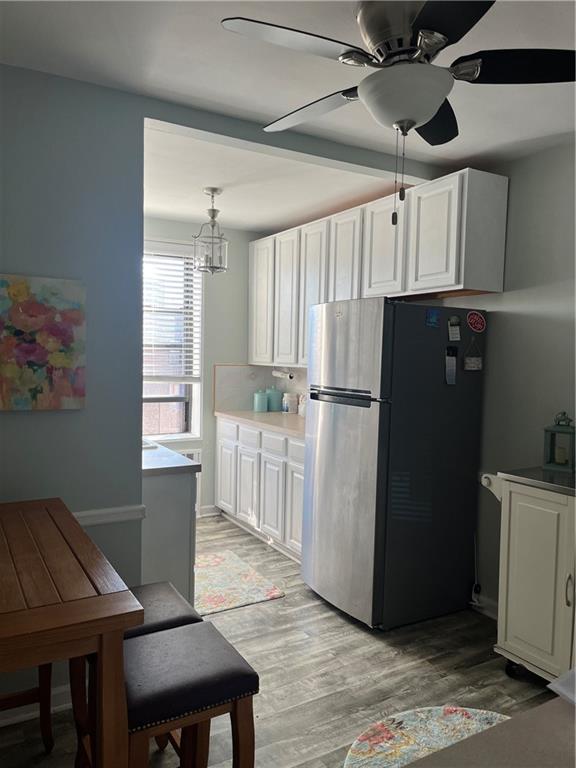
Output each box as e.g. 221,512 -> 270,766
95,630 -> 129,768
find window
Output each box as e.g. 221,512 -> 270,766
142,240 -> 202,438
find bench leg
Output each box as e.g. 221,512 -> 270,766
38,664 -> 54,754
181,720 -> 210,768
129,732 -> 149,768
155,733 -> 169,751
231,697 -> 255,768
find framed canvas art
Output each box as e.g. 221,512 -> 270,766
0,274 -> 86,410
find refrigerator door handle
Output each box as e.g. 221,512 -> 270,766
310,391 -> 372,408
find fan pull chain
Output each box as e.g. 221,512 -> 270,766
392,127 -> 399,226
399,131 -> 406,202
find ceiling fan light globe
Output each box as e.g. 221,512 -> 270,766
357,62 -> 454,130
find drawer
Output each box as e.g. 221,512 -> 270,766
261,431 -> 287,457
239,425 -> 261,449
288,439 -> 305,464
218,419 -> 238,443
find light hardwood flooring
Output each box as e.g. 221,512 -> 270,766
0,514 -> 551,767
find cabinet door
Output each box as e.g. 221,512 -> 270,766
285,462 -> 304,556
260,453 -> 285,541
328,208 -> 362,301
273,230 -> 300,365
498,484 -> 575,677
216,440 -> 237,515
406,173 -> 461,292
249,237 -> 275,364
361,196 -> 405,297
298,219 -> 328,365
236,447 -> 260,529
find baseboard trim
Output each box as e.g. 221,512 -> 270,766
220,511 -> 301,564
471,595 -> 498,621
197,505 -> 219,518
74,504 -> 146,527
0,685 -> 71,728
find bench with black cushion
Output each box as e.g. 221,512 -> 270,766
71,581 -> 203,765
125,582 -> 202,638
124,621 -> 259,768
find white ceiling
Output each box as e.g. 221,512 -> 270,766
144,121 -> 397,231
1,1 -> 574,166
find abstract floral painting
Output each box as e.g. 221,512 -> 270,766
0,274 -> 86,410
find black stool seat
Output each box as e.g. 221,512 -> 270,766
126,582 -> 202,639
124,622 -> 259,732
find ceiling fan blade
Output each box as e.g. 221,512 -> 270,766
452,49 -> 576,84
221,17 -> 372,64
415,99 -> 459,145
263,87 -> 358,133
412,1 -> 495,47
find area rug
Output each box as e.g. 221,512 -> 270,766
194,550 -> 285,615
344,706 -> 509,768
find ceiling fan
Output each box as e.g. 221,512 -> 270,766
222,1 -> 575,145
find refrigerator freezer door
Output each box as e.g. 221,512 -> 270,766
302,394 -> 386,626
307,298 -> 386,397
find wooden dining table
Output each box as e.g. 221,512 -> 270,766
0,497 -> 143,767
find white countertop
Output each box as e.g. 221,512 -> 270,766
215,410 -> 306,439
142,440 -> 201,476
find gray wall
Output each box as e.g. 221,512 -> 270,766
144,217 -> 260,508
442,141 -> 576,608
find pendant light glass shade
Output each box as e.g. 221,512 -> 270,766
192,187 -> 229,274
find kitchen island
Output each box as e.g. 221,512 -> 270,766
142,441 -> 201,602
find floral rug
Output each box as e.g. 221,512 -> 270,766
344,706 -> 509,768
194,550 -> 285,615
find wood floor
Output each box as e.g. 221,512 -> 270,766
0,514 -> 551,768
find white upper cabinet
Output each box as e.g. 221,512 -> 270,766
248,168 -> 508,364
249,237 -> 275,365
406,168 -> 508,294
406,172 -> 462,292
273,229 -> 300,366
361,196 -> 405,297
328,208 -> 363,301
298,219 -> 329,366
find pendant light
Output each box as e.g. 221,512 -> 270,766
192,187 -> 229,274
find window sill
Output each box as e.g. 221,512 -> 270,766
146,434 -> 202,454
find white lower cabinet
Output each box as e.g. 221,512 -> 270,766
216,440 -> 237,515
215,418 -> 305,559
285,461 -> 304,556
236,447 -> 259,529
260,453 -> 285,541
496,481 -> 575,679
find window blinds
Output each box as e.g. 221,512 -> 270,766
143,241 -> 203,382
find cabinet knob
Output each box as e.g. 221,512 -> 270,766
566,573 -> 574,607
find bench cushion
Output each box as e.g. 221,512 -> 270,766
125,582 -> 202,639
124,622 -> 259,731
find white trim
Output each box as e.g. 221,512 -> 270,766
74,504 -> 146,527
471,595 -> 498,621
198,505 -> 219,518
0,685 -> 71,728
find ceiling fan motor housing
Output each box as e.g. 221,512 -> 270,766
358,62 -> 454,130
356,0 -> 426,61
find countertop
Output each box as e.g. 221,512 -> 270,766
142,440 -> 201,476
215,410 -> 306,439
498,466 -> 575,497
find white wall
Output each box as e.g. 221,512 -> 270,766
144,217 -> 260,509
442,141 -> 576,608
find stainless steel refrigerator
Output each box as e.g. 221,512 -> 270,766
302,297 -> 487,629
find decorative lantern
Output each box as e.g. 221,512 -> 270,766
543,411 -> 575,473
191,187 -> 229,274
